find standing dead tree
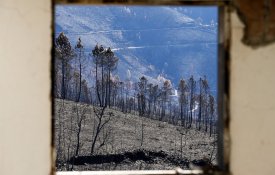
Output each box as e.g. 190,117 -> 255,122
125,74 -> 132,113
55,32 -> 74,99
176,126 -> 187,159
90,44 -> 118,155
137,76 -> 148,147
197,76 -> 210,132
92,44 -> 104,106
74,37 -> 85,102
105,48 -> 119,107
147,83 -> 154,118
90,108 -> 113,155
137,76 -> 147,117
92,45 -> 118,107
198,77 -> 203,130
178,79 -> 188,127
160,80 -> 172,122
74,103 -> 88,156
208,95 -> 215,136
202,77 -> 210,133
98,124 -> 112,153
187,76 -> 196,128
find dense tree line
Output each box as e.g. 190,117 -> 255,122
54,32 -> 217,134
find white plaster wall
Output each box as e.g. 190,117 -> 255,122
0,0 -> 51,175
230,13 -> 275,175
0,1 -> 275,175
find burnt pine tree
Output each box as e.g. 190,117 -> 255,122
160,80 -> 172,121
202,77 -> 210,132
198,77 -> 203,130
152,84 -> 160,118
118,81 -> 125,112
74,104 -> 88,156
125,78 -> 132,113
138,76 -> 148,117
90,45 -> 118,155
75,37 -> 85,102
55,32 -> 74,99
105,47 -> 119,107
178,79 -> 188,127
110,75 -> 120,107
81,79 -> 90,103
72,71 -> 80,101
209,94 -> 215,136
92,44 -> 105,106
188,76 -> 196,128
147,83 -> 154,117
92,45 -> 118,107
137,76 -> 148,147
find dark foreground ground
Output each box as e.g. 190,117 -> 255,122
54,99 -> 217,171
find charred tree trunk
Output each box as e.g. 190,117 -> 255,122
77,62 -> 82,102
61,59 -> 66,99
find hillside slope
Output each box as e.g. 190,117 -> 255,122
54,99 -> 217,170
55,6 -> 218,93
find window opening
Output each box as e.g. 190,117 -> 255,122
53,2 -> 229,174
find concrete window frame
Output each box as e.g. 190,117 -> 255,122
52,1 -> 231,174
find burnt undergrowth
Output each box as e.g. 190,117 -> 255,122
68,149 -> 212,169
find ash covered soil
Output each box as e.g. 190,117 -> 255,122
54,99 -> 217,171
